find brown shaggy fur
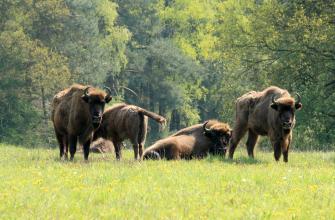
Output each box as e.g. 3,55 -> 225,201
229,86 -> 302,162
90,138 -> 114,153
93,103 -> 166,160
51,84 -> 111,160
142,120 -> 232,160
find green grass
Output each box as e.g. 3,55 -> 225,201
0,144 -> 334,219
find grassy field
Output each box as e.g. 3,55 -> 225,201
0,144 -> 334,219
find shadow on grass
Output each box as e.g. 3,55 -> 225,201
52,152 -> 143,166
53,155 -> 114,163
206,155 -> 267,165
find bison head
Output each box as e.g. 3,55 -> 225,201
82,86 -> 112,128
203,121 -> 232,156
271,93 -> 302,132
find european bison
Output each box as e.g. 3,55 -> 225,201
228,86 -> 302,162
142,120 -> 232,160
89,138 -> 114,153
93,103 -> 166,160
51,84 -> 112,160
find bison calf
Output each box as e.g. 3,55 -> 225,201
93,103 -> 166,160
142,120 -> 232,160
229,86 -> 302,162
51,84 -> 112,160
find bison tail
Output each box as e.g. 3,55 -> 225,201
142,150 -> 161,160
138,112 -> 146,144
137,108 -> 166,126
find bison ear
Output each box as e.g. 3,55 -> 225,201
105,95 -> 112,103
270,103 -> 278,111
295,103 -> 302,110
81,94 -> 89,103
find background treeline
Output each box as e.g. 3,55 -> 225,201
0,0 -> 334,150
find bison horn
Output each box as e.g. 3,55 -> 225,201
203,121 -> 211,133
295,93 -> 301,104
83,87 -> 90,97
104,86 -> 113,103
272,95 -> 278,104
104,86 -> 112,96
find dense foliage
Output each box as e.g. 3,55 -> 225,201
0,0 -> 334,149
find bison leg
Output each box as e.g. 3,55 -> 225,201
229,125 -> 247,159
133,143 -> 139,160
273,142 -> 282,161
113,140 -> 122,160
64,137 -> 69,160
229,106 -> 249,159
170,146 -> 181,160
282,136 -> 291,163
139,143 -> 144,158
83,140 -> 91,161
246,129 -> 258,158
283,151 -> 288,163
283,144 -> 290,163
172,152 -> 181,160
55,131 -> 65,159
69,135 -> 77,161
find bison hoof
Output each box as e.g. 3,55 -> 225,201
274,154 -> 281,161
60,156 -> 68,161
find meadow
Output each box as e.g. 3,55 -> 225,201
0,144 -> 334,219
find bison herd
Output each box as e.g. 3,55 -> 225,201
51,84 -> 302,163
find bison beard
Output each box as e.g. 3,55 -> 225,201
228,86 -> 302,162
142,120 -> 232,160
93,103 -> 166,160
51,84 -> 112,161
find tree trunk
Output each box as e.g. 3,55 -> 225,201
170,109 -> 180,131
41,86 -> 48,127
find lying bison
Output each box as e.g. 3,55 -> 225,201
93,103 -> 166,160
228,86 -> 302,162
51,84 -> 112,160
89,138 -> 114,153
142,120 -> 232,160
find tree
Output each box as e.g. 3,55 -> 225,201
0,0 -> 71,144
0,0 -> 130,146
159,0 -> 335,149
115,1 -> 207,141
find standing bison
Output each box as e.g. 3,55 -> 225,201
228,86 -> 302,162
142,120 -> 232,160
93,103 -> 166,160
51,84 -> 112,160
